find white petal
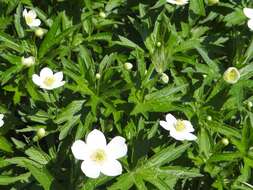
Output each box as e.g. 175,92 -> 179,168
106,136 -> 127,159
81,160 -> 100,178
71,140 -> 90,160
100,159 -> 122,177
86,129 -> 107,149
32,74 -> 42,86
159,120 -> 172,131
54,72 -> 63,82
170,131 -> 197,141
182,120 -> 194,133
51,81 -> 65,89
166,113 -> 177,124
243,8 -> 253,19
248,19 -> 253,30
40,67 -> 53,78
23,9 -> 28,17
0,114 -> 4,120
167,0 -> 188,5
28,10 -> 37,19
30,19 -> 41,27
0,120 -> 4,127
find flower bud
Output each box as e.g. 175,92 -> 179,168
124,62 -> 133,70
248,101 -> 253,109
37,128 -> 46,139
35,27 -> 46,38
99,11 -> 106,18
207,116 -> 212,121
221,138 -> 229,146
156,42 -> 161,47
21,56 -> 35,67
160,73 -> 169,84
208,0 -> 219,5
95,73 -> 101,79
223,67 -> 240,84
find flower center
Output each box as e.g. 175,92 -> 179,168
90,149 -> 106,164
227,70 -> 238,81
25,16 -> 34,24
43,77 -> 55,87
175,120 -> 186,132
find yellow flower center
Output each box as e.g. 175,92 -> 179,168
90,149 -> 106,163
226,69 -> 238,81
25,16 -> 34,25
43,77 -> 55,87
175,120 -> 186,132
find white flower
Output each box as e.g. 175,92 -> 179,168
71,129 -> 127,178
21,56 -> 35,67
32,67 -> 65,90
243,8 -> 253,30
160,113 -> 197,141
167,0 -> 189,5
223,67 -> 240,84
23,9 -> 41,28
0,114 -> 4,127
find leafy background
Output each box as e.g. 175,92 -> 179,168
0,0 -> 253,189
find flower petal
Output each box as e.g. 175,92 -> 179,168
54,72 -> 63,82
23,9 -> 28,17
52,81 -> 65,89
86,129 -> 107,149
30,19 -> 41,27
81,160 -> 100,178
182,120 -> 194,133
106,136 -> 127,159
244,8 -> 253,19
170,130 -> 197,141
40,67 -> 53,78
0,120 -> 4,127
28,10 -> 37,19
248,19 -> 253,30
0,114 -> 4,120
160,120 -> 173,131
71,140 -> 90,160
166,113 -> 177,124
184,133 -> 197,141
100,159 -> 122,177
32,74 -> 42,86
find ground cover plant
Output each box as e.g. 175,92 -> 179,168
1,0 -> 253,189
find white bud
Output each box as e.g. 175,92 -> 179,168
35,28 -> 45,38
99,11 -> 106,18
221,138 -> 229,146
156,42 -> 161,47
203,74 -> 207,78
208,0 -> 219,5
124,62 -> 133,70
37,128 -> 46,139
161,73 -> 169,84
21,56 -> 35,67
207,116 -> 212,121
95,73 -> 101,79
223,67 -> 240,84
248,101 -> 253,109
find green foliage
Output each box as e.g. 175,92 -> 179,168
1,0 -> 253,189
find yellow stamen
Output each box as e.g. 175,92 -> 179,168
90,149 -> 106,163
25,16 -> 33,25
175,120 -> 186,132
43,77 -> 55,87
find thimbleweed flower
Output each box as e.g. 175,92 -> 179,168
21,56 -> 35,67
23,9 -> 41,28
124,62 -> 133,70
160,113 -> 197,141
243,8 -> 253,30
32,67 -> 65,90
223,67 -> 240,84
71,129 -> 127,178
167,0 -> 189,5
0,114 -> 4,127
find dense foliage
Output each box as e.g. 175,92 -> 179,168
1,0 -> 253,189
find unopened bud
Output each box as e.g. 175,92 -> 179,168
221,138 -> 229,146
124,62 -> 133,70
95,73 -> 101,79
37,128 -> 46,139
161,73 -> 169,84
208,0 -> 219,5
156,42 -> 161,47
99,11 -> 106,18
248,101 -> 253,109
207,116 -> 212,121
35,28 -> 46,38
21,56 -> 35,67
